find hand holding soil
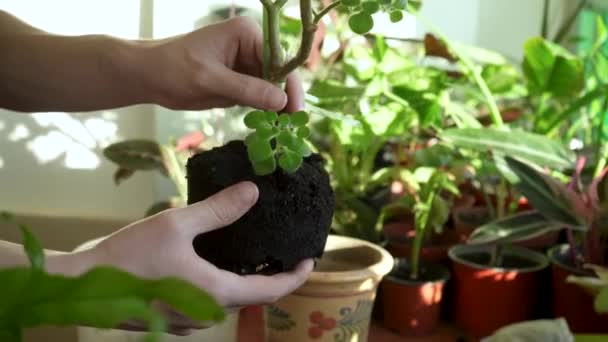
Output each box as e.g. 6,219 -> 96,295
67,182 -> 314,332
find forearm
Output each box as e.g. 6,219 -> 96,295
0,11 -> 157,112
0,240 -> 98,277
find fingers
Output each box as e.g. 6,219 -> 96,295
210,65 -> 287,111
179,181 -> 259,236
284,72 -> 305,113
224,259 -> 314,307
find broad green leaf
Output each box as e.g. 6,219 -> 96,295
308,80 -> 365,99
595,288 -> 608,313
265,111 -> 278,122
277,131 -> 296,148
392,86 -> 440,128
440,128 -> 576,170
428,196 -> 449,234
290,111 -> 309,126
349,12 -> 374,35
505,157 -> 586,228
244,133 -> 256,146
279,150 -> 303,173
567,274 -> 607,296
256,122 -> 275,139
592,15 -> 607,54
522,37 -> 584,97
341,0 -> 360,7
252,157 -> 277,176
391,0 -> 406,10
296,126 -> 311,139
103,140 -> 165,172
468,210 -> 563,244
19,226 -> 44,271
246,138 -> 273,162
389,10 -> 403,23
362,1 -> 380,14
481,64 -> 520,93
244,110 -> 267,129
277,114 -> 290,128
587,265 -> 608,282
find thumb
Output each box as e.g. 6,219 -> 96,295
180,181 -> 259,237
209,65 -> 287,111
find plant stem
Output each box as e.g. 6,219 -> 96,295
314,1 -> 341,24
417,14 -> 503,127
272,0 -> 316,81
554,0 -> 588,44
410,232 -> 422,280
541,0 -> 550,39
490,244 -> 504,267
593,97 -> 608,178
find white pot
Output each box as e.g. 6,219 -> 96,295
74,237 -> 238,342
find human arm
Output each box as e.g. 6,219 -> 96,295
0,182 -> 313,335
0,13 -> 303,113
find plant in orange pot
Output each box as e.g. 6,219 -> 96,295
380,169 -> 458,336
463,156 -> 608,336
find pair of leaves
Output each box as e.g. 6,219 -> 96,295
244,110 -> 311,175
0,216 -> 224,341
343,0 -> 408,35
468,157 -> 588,246
522,37 -> 584,97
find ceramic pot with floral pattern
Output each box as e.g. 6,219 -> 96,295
266,235 -> 394,342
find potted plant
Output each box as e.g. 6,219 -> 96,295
0,213 -> 223,342
467,156 -> 608,334
380,169 -> 456,335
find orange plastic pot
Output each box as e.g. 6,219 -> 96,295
549,245 -> 608,333
448,245 -> 549,338
382,261 -> 450,336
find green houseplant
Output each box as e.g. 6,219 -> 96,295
469,156 -> 608,333
0,213 -> 223,342
185,0 -> 413,277
379,169 -> 457,335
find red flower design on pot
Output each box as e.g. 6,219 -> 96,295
308,311 -> 336,339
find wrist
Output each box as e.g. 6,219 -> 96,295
46,248 -> 100,277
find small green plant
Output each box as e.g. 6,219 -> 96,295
0,212 -> 223,342
244,110 -> 311,175
377,168 -> 459,279
244,0 -> 412,175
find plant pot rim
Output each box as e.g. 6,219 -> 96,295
547,244 -> 590,276
385,261 -> 450,286
309,235 -> 394,284
448,244 -> 549,273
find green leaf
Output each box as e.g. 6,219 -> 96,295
277,131 -> 296,147
277,114 -> 291,128
341,0 -> 360,7
522,37 -> 584,97
440,128 -> 576,170
362,1 -> 380,14
0,266 -> 223,337
103,140 -> 165,172
391,0 -> 406,10
349,12 -> 374,35
290,111 -> 309,126
468,210 -> 563,244
308,80 -> 366,99
244,111 -> 268,129
505,157 -> 587,228
244,133 -> 256,146
265,111 -> 278,123
389,10 -> 403,23
252,157 -> 277,176
279,150 -> 303,173
19,226 -> 44,271
595,288 -> 608,313
481,64 -> 520,93
246,138 -> 273,162
256,122 -> 275,139
297,126 -> 311,139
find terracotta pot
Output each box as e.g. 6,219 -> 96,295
549,245 -> 608,333
266,235 -> 394,342
449,244 -> 549,338
451,206 -> 491,240
381,261 -> 450,336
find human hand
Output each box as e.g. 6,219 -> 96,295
71,182 -> 313,335
144,17 -> 304,113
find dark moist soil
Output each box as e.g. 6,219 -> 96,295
186,140 -> 334,275
461,252 -> 538,269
